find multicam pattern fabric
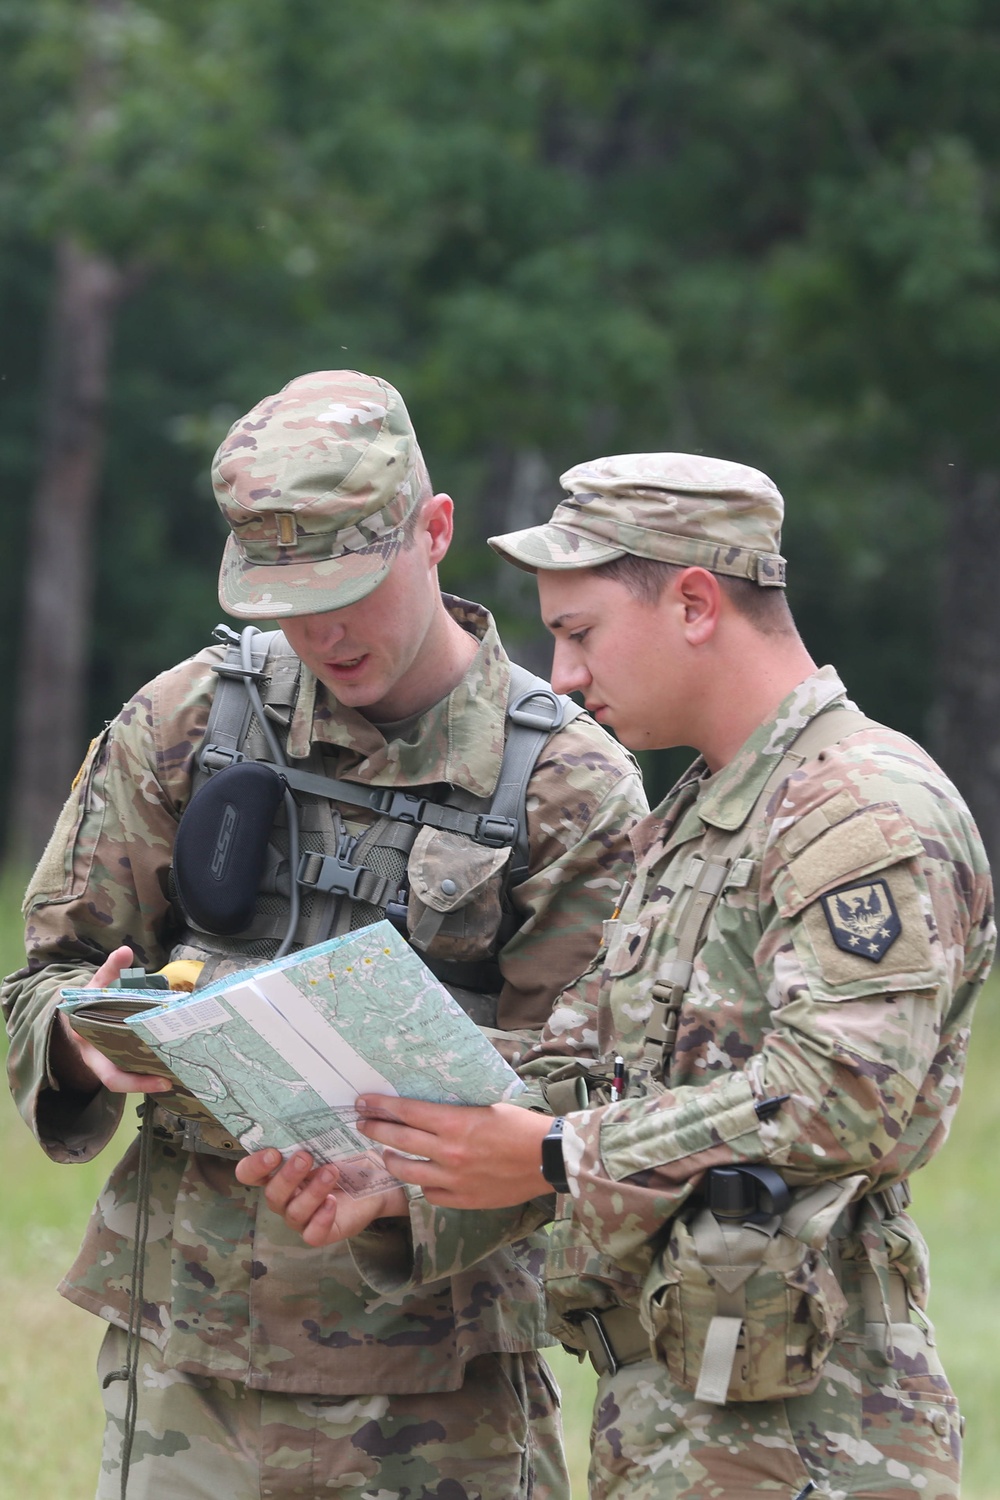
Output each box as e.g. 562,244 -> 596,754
214,370 -> 428,618
362,667 -> 994,1497
96,1327 -> 567,1500
489,452 -> 787,586
2,597 -> 646,1402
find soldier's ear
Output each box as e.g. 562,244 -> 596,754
675,567 -> 721,645
422,493 -> 454,566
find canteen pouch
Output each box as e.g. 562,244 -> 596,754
639,1173 -> 865,1404
406,826 -> 510,961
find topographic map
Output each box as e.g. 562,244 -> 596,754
63,922 -> 522,1196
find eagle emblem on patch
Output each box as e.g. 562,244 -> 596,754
820,878 -> 901,962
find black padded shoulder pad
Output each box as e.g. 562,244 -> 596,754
173,761 -> 286,935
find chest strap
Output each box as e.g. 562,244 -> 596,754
266,763 -> 521,848
641,706 -> 872,1081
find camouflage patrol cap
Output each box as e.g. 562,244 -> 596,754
214,370 -> 426,618
489,453 -> 787,587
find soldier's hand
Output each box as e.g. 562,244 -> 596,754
236,1148 -> 408,1246
356,1097 -> 553,1209
49,945 -> 174,1097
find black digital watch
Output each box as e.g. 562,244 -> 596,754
540,1116 -> 570,1195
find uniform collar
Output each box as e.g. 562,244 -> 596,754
694,664 -> 851,831
285,595 -> 510,797
631,665 -> 852,860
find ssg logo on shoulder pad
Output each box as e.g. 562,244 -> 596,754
821,879 -> 901,962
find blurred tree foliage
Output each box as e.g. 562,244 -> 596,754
1,0 -> 999,852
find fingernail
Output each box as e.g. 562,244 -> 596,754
293,1153 -> 310,1170
318,1167 -> 336,1187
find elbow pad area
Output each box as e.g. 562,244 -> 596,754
173,761 -> 286,934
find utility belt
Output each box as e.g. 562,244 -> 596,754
564,1175 -> 912,1393
151,1104 -> 247,1160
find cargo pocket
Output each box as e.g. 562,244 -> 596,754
406,826 -> 510,960
604,917 -> 651,978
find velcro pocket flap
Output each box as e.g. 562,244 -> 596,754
777,791 -> 856,858
773,805 -> 924,920
408,825 -> 510,913
605,917 -> 651,977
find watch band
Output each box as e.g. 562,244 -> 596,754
541,1116 -> 570,1195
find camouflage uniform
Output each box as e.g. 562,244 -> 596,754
527,667 -> 993,1499
2,377 -> 648,1500
356,455 -> 996,1498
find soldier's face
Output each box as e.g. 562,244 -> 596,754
539,567 -> 698,751
279,493 -> 462,721
279,539 -> 441,719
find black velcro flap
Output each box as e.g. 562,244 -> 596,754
173,762 -> 285,935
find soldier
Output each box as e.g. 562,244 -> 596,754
252,454 -> 995,1499
2,373 -> 648,1500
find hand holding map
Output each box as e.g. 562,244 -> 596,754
61,921 -> 522,1196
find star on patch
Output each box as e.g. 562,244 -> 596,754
820,878 -> 901,962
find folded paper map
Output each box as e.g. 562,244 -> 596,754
60,921 -> 522,1195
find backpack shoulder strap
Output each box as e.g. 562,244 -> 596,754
780,706 -> 874,770
195,633 -> 581,892
196,624 -> 292,780
493,663 -> 583,888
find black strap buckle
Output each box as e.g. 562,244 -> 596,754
474,813 -> 517,848
297,838 -> 364,898
371,789 -> 428,824
199,743 -> 247,773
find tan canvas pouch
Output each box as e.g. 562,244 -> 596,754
640,1174 -> 866,1404
406,826 -> 510,960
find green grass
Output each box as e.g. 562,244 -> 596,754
1,866 -> 997,1498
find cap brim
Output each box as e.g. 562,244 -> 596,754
488,523 -> 626,573
218,533 -> 401,619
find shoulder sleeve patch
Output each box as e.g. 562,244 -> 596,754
820,878 -> 900,962
24,726 -> 112,911
794,866 -> 938,993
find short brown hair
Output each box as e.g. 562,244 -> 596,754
399,456 -> 434,548
595,555 -> 796,638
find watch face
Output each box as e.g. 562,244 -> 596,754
541,1118 -> 569,1194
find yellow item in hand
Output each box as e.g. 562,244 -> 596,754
156,960 -> 205,993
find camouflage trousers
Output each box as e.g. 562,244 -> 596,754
587,1317 -> 960,1499
96,1326 -> 569,1500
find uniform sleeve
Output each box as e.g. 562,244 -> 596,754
1,655 -> 217,1161
554,744 -> 996,1275
350,1189 -> 556,1297
495,713 -> 646,1042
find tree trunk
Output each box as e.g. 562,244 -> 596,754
933,466 -> 1000,874
7,236 -> 122,866
478,445 -> 557,679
